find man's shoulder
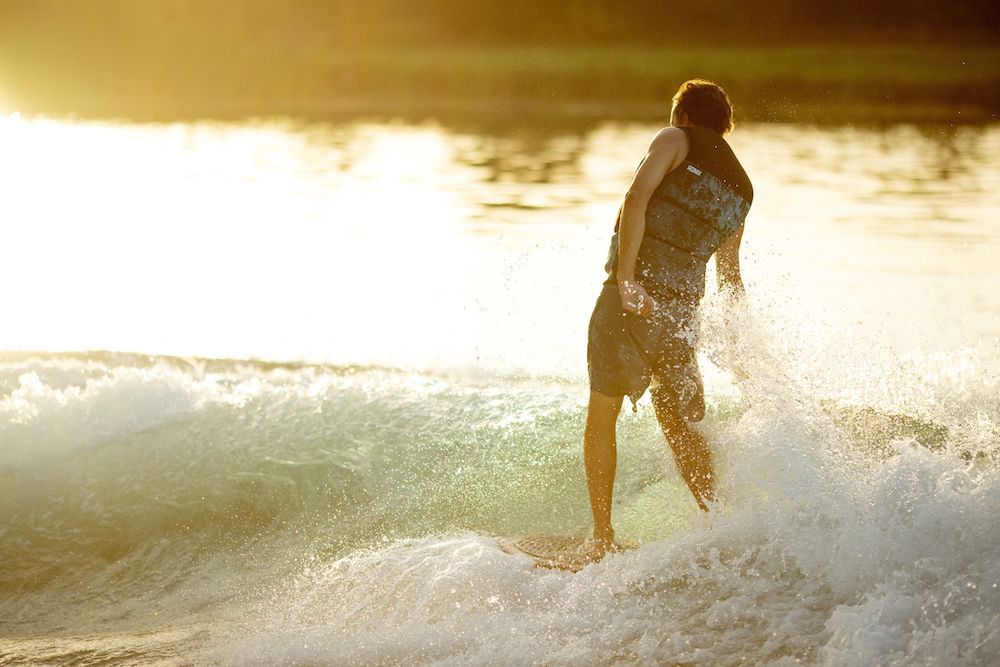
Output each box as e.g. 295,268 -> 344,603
649,126 -> 687,149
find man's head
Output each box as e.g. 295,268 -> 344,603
670,79 -> 734,135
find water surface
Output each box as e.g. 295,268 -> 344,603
1,116 -> 997,372
1,115 -> 998,665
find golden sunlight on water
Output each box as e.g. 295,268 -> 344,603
1,115 -> 998,379
2,111 -> 1000,667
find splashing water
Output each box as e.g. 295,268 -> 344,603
2,290 -> 997,666
2,116 -> 999,665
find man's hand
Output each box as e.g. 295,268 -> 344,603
618,278 -> 655,318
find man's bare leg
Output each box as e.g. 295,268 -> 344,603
651,389 -> 716,511
584,391 -> 623,548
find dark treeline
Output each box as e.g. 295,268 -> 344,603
293,0 -> 1000,44
1,0 -> 997,121
2,0 -> 998,47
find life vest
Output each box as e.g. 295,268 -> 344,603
605,128 -> 752,301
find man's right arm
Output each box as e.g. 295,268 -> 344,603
616,128 -> 688,317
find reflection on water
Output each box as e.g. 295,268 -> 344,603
2,113 -> 998,667
0,114 -> 998,378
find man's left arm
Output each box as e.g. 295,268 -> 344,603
714,225 -> 750,381
715,225 -> 745,299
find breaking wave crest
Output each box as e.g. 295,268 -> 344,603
1,326 -> 998,664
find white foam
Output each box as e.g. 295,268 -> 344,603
2,353 -> 997,665
219,372 -> 1000,665
0,362 -> 206,470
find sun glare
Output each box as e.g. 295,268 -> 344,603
0,118 -> 477,362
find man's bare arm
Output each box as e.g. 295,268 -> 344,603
617,128 -> 688,316
715,224 -> 745,299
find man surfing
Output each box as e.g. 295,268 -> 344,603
585,79 -> 753,554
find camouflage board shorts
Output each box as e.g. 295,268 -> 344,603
587,283 -> 705,421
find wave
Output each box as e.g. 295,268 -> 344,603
1,343 -> 998,664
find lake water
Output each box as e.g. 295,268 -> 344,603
1,115 -> 998,665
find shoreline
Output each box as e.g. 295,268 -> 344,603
3,45 -> 998,125
8,96 -> 997,127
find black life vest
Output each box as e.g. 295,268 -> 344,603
605,126 -> 753,301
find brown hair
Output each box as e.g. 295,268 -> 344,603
672,79 -> 734,135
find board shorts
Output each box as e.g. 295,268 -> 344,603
587,283 -> 705,421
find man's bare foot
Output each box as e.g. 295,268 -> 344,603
584,530 -> 627,559
592,527 -> 614,549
